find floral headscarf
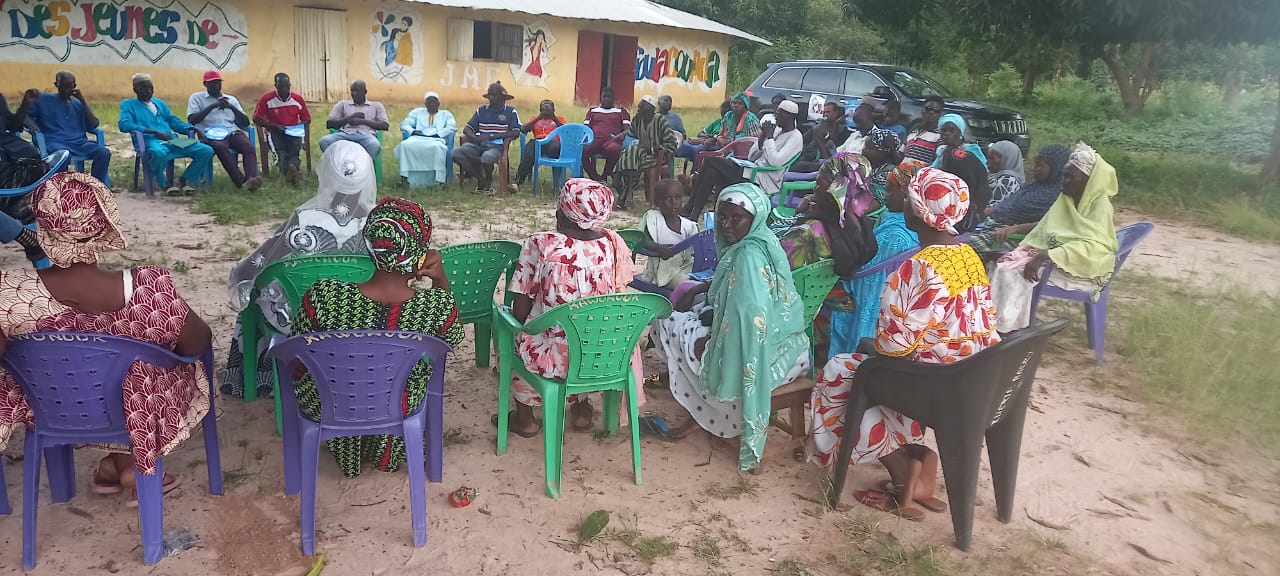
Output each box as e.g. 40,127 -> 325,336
908,167 -> 970,234
558,178 -> 633,288
33,172 -> 127,267
888,158 -> 928,192
866,128 -> 901,158
819,152 -> 874,222
363,197 -> 433,274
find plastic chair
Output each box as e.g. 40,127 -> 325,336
791,259 -> 839,376
630,228 -> 718,297
456,133 -> 524,191
532,123 -> 594,196
29,128 -> 111,188
130,130 -> 201,198
747,151 -> 804,198
201,126 -> 257,185
1028,222 -> 1154,364
399,128 -> 455,187
268,330 -> 452,555
240,254 -> 376,436
779,171 -> 819,208
327,129 -> 385,184
1,333 -> 222,568
493,293 -> 672,498
616,229 -> 647,259
695,137 -> 757,173
0,150 -> 68,270
438,240 -> 522,367
826,319 -> 1069,551
257,123 -> 314,178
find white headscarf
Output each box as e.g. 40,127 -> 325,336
1068,142 -> 1098,176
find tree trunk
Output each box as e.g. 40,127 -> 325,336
1221,43 -> 1244,110
1101,43 -> 1162,116
1021,57 -> 1038,101
1076,44 -> 1095,79
1262,82 -> 1280,186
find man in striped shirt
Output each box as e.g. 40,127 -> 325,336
581,86 -> 630,180
902,95 -> 944,164
455,82 -> 520,194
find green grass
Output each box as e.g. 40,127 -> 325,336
610,527 -> 679,564
704,475 -> 760,500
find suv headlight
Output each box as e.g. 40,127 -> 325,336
968,119 -> 993,129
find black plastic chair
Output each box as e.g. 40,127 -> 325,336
827,319 -> 1069,551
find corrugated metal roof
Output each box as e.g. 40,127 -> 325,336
404,0 -> 771,44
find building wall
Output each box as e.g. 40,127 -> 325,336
0,0 -> 731,113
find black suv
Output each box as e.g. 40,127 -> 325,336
745,60 -> 1030,155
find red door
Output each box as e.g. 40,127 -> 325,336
610,35 -> 638,107
575,31 -> 604,106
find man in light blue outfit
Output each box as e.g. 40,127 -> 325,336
28,71 -> 111,184
118,73 -> 214,193
394,91 -> 455,186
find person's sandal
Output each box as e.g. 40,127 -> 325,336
91,460 -> 122,494
491,412 -> 541,439
125,473 -> 182,507
570,400 -> 595,432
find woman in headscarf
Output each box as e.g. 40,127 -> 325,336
714,92 -> 762,145
989,143 -> 1119,333
930,114 -> 987,169
826,159 -> 923,358
674,100 -> 732,165
967,144 -> 1071,255
612,95 -> 678,209
986,140 -> 1025,206
505,178 -> 637,437
0,172 -> 213,503
291,197 -> 464,477
222,140 -> 378,398
938,146 -> 991,234
808,167 -> 1000,521
863,128 -> 902,207
654,183 -> 811,472
395,91 -> 456,187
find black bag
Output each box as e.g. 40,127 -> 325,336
0,152 -> 46,225
827,212 -> 879,278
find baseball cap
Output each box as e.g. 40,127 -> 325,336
202,70 -> 223,83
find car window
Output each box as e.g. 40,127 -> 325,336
886,69 -> 954,100
800,68 -> 844,94
763,67 -> 805,91
843,69 -> 883,98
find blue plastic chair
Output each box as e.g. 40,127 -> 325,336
630,228 -> 718,297
201,126 -> 257,185
586,134 -> 636,180
1028,222 -> 1153,364
0,333 -> 222,568
268,330 -> 453,555
399,128 -> 455,186
29,129 -> 111,188
531,123 -> 594,197
129,130 -> 201,198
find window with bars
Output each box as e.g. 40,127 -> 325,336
448,18 -> 523,64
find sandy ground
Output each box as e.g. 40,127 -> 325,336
1,192 -> 1277,576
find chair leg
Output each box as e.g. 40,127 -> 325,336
203,380 -> 224,495
427,392 -> 444,483
299,426 -> 322,555
934,426 -> 986,552
0,458 -> 10,515
625,380 -> 643,486
602,390 -> 620,436
135,459 -> 166,565
22,433 -> 42,570
474,321 -> 493,368
986,404 -> 1030,525
44,445 -> 74,503
240,308 -> 259,403
282,396 -> 301,495
1086,294 -> 1108,364
272,366 -> 284,437
495,366 -> 512,456
541,389 -> 566,499
403,418 -> 428,548
826,394 -> 868,508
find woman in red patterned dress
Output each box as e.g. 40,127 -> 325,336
0,173 -> 213,505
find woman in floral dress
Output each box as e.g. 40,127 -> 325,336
291,197 -> 464,477
505,178 -> 637,437
807,168 -> 1000,521
0,172 -> 213,504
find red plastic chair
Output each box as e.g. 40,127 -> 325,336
694,137 -> 757,173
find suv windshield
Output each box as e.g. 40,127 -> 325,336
885,69 -> 954,100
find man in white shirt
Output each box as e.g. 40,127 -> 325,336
188,70 -> 259,190
683,100 -> 803,215
835,103 -> 877,156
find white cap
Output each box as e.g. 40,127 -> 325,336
424,91 -> 439,100
776,100 -> 799,115
640,95 -> 658,106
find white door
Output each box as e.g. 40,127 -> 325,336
294,8 -> 348,102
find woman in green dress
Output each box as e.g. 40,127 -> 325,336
291,197 -> 465,477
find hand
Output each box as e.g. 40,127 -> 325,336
1022,251 -> 1051,283
693,335 -> 710,359
614,133 -> 627,143
796,197 -> 812,213
22,89 -> 38,104
218,97 -> 231,109
984,206 -> 994,217
411,130 -> 424,137
689,137 -> 705,146
993,226 -> 1017,243
150,130 -> 172,141
415,249 -> 448,286
760,121 -> 775,139
71,89 -> 84,102
654,245 -> 675,260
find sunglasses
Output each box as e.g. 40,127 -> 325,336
923,107 -> 942,113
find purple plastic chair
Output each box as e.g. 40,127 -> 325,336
1028,222 -> 1154,364
268,330 -> 453,555
0,332 -> 221,568
630,228 -> 718,297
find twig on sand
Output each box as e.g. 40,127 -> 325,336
1083,402 -> 1132,417
694,447 -> 713,467
792,493 -> 827,507
1024,508 -> 1071,530
1073,452 -> 1093,467
1086,507 -> 1126,518
1100,493 -> 1140,513
351,499 -> 388,507
1128,542 -> 1173,564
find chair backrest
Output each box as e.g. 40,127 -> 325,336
852,247 -> 921,280
0,150 -> 70,197
1114,222 -> 1153,273
792,259 -> 838,326
439,240 -> 522,323
256,253 -> 377,312
616,229 -> 646,256
853,319 -> 1068,432
0,332 -> 191,439
544,123 -> 594,159
269,330 -> 452,427
726,137 -> 757,159
523,293 -> 672,388
673,229 -> 718,273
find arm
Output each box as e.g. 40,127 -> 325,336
162,102 -> 193,134
118,100 -> 142,134
503,108 -> 521,140
461,111 -> 480,143
187,94 -> 220,125
403,109 -> 420,135
75,91 -> 100,130
229,98 -> 251,129
441,111 -> 457,140
252,94 -> 278,130
365,103 -> 390,131
509,236 -> 539,323
11,91 -> 35,130
325,103 -> 347,130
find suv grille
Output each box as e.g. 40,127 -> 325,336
995,119 -> 1026,135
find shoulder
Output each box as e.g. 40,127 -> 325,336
293,93 -> 309,105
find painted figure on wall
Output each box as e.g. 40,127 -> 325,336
382,16 -> 413,68
371,9 -> 422,83
509,20 -> 554,89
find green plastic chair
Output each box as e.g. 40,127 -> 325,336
240,253 -> 376,435
749,151 -> 804,199
791,258 -> 839,376
493,293 -> 672,498
327,129 -> 386,184
439,240 -> 523,367
617,229 -> 646,257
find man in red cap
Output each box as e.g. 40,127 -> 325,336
188,70 -> 260,190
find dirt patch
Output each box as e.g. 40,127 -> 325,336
208,494 -> 306,575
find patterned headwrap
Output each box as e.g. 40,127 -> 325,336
866,127 -> 901,157
888,158 -> 928,192
362,197 -> 433,274
1068,141 -> 1098,176
818,152 -> 873,224
558,178 -> 614,230
33,172 -> 127,267
908,167 -> 970,234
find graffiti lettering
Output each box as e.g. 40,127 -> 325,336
635,44 -> 723,90
0,0 -> 247,70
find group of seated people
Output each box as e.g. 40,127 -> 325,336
0,87 -> 1122,526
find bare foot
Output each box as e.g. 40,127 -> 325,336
903,446 -> 948,513
855,489 -> 924,521
570,400 -> 594,431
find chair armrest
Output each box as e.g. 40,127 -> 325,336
492,304 -> 523,334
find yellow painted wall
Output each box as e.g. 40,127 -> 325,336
0,0 -> 731,115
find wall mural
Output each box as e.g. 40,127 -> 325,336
508,19 -> 553,89
635,43 -> 724,91
0,0 -> 248,70
370,7 -> 421,84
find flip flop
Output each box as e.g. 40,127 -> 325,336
91,462 -> 122,495
882,480 -> 948,513
164,186 -> 181,196
855,489 -> 924,522
125,473 -> 182,507
491,412 -> 541,439
180,185 -> 197,196
638,415 -> 681,442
